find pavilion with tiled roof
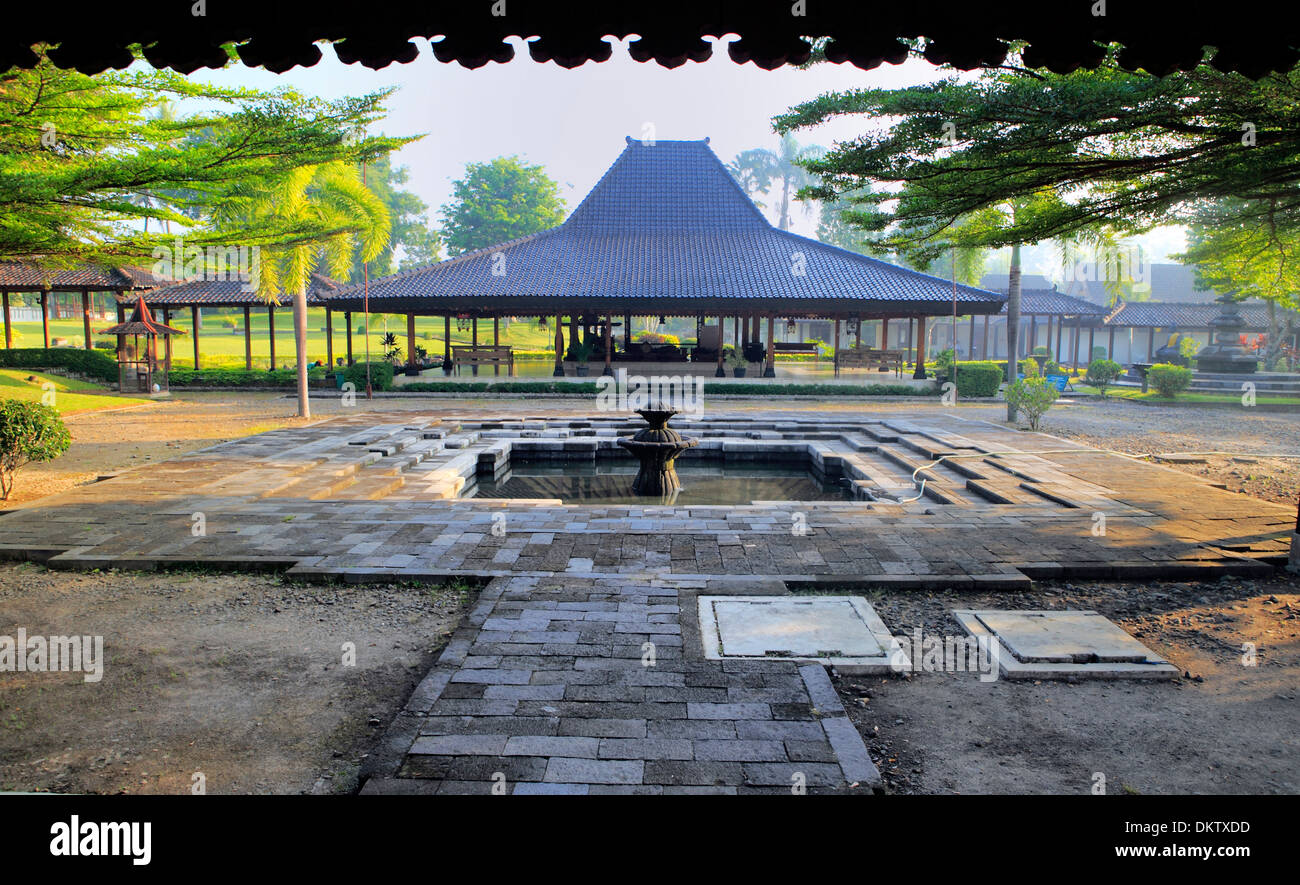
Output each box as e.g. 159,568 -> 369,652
129,274 -> 344,370
328,137 -> 1006,377
0,260 -> 160,351
1101,299 -> 1278,364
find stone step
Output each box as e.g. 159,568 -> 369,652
330,475 -> 406,500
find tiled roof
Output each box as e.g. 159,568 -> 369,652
994,288 -> 1107,316
329,139 -> 1006,316
131,273 -> 342,307
0,261 -> 160,290
100,296 -> 187,337
1104,300 -> 1272,329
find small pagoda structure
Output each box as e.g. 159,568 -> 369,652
100,295 -> 186,394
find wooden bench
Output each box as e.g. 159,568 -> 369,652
452,345 -> 514,376
773,342 -> 821,363
834,347 -> 903,377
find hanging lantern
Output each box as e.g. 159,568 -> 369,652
538,316 -> 548,329
785,319 -> 797,334
658,315 -> 667,326
456,314 -> 472,332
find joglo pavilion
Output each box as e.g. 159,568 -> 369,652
321,137 -> 1009,380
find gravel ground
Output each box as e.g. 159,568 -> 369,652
837,571 -> 1300,795
0,564 -> 471,794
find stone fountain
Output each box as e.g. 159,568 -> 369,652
616,408 -> 699,495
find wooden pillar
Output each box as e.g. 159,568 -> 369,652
764,315 -> 775,377
243,306 -> 252,369
569,313 -> 579,352
162,309 -> 173,370
267,305 -> 275,368
472,316 -> 478,348
881,317 -> 889,350
443,315 -> 450,363
1028,315 -> 1037,356
833,317 -> 842,377
623,313 -> 631,351
1055,316 -> 1064,362
553,313 -> 565,377
493,315 -> 500,376
191,305 -> 201,369
1069,321 -> 1079,370
81,289 -> 92,349
715,317 -> 725,377
1088,326 -> 1096,366
733,316 -> 740,347
1146,327 -> 1155,361
968,315 -> 976,358
913,315 -> 928,379
2,289 -> 11,348
406,313 -> 416,367
1108,325 -> 1116,361
982,314 -> 990,359
346,312 -> 354,366
602,313 -> 613,376
325,308 -> 334,369
853,316 -> 861,349
41,290 -> 50,348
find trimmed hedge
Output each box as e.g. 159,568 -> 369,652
342,361 -> 395,391
398,380 -> 939,397
0,347 -> 118,383
949,361 -> 1004,397
1147,362 -> 1193,397
169,367 -> 311,387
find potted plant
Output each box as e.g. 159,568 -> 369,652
570,340 -> 595,376
406,345 -> 427,376
725,347 -> 748,377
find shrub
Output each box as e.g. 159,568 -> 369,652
0,347 -> 118,383
1092,346 -> 1108,360
1005,376 -> 1059,431
1147,363 -> 1193,397
0,399 -> 71,499
342,361 -> 395,391
1085,359 -> 1124,396
950,361 -> 1004,397
1019,357 -> 1039,377
1032,345 -> 1050,356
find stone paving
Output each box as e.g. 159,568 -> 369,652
0,407 -> 1291,793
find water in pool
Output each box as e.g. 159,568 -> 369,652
465,461 -> 850,505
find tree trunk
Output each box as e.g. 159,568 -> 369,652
1005,243 -> 1022,421
293,288 -> 310,418
1267,300 -> 1280,370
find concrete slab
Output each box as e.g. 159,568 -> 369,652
953,610 -> 1179,680
698,595 -> 909,674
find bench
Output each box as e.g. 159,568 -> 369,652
834,347 -> 903,376
452,345 -> 514,376
773,342 -> 820,363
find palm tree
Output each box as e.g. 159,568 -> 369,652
728,134 -> 825,231
215,161 -> 390,418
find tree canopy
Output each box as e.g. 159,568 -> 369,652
439,156 -> 565,256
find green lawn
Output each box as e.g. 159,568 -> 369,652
1071,382 -> 1300,406
0,369 -> 150,414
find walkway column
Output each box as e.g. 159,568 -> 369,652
764,316 -> 775,377
471,317 -> 478,376
2,289 -> 11,348
41,289 -> 50,348
81,289 -> 92,349
553,313 -> 565,377
1088,326 -> 1095,366
602,313 -> 613,377
833,317 -> 841,377
162,309 -> 173,368
968,315 -> 976,358
407,313 -> 417,369
982,315 -> 990,359
881,317 -> 889,349
325,308 -> 334,369
267,305 -> 275,368
733,316 -> 740,348
1146,327 -> 1155,361
346,312 -> 354,365
716,317 -> 725,377
191,305 -> 201,368
443,315 -> 450,364
1029,315 -> 1037,355
243,306 -> 252,369
623,313 -> 631,351
1108,326 -> 1116,361
1055,316 -> 1064,362
493,315 -> 500,376
913,315 -> 928,379
1069,321 -> 1079,370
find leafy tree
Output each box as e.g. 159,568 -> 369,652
0,46 -> 409,266
1085,358 -> 1124,396
213,162 -> 390,418
440,157 -> 565,256
727,134 -> 824,231
0,399 -> 71,500
775,46 -> 1300,250
348,154 -> 442,280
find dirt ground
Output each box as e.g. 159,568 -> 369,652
839,572 -> 1300,795
0,564 -> 471,794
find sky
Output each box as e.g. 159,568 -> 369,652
192,37 -> 1186,265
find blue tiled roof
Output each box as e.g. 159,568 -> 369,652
331,139 -> 1007,316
